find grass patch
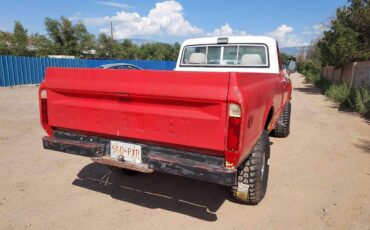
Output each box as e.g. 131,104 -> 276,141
325,84 -> 350,103
303,70 -> 331,93
346,87 -> 370,117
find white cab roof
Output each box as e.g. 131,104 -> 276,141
181,36 -> 276,47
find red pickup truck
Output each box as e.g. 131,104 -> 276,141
39,36 -> 296,204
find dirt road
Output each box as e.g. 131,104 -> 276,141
0,73 -> 369,230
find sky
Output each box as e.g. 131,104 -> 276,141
0,0 -> 348,47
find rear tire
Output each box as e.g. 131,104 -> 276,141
231,130 -> 270,204
272,101 -> 291,137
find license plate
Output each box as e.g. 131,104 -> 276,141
110,141 -> 142,164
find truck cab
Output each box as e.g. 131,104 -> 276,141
39,36 -> 296,204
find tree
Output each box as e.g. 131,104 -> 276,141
1,17 -> 183,60
74,22 -> 96,57
29,33 -> 53,56
138,42 -> 180,61
118,39 -> 139,59
280,52 -> 289,65
0,31 -> 13,55
337,0 -> 370,60
306,40 -> 320,61
96,33 -> 111,58
60,17 -> 78,55
318,21 -> 358,66
12,21 -> 29,56
318,0 -> 370,66
44,17 -> 63,54
172,42 -> 181,60
44,17 -> 96,57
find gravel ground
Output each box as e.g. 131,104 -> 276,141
0,73 -> 369,230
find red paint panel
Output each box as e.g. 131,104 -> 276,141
42,68 -> 230,152
225,72 -> 284,166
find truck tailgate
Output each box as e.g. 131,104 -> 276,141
42,68 -> 230,152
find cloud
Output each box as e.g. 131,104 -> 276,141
302,23 -> 328,36
96,1 -> 131,9
312,23 -> 327,35
77,1 -> 309,46
302,26 -> 312,35
266,24 -> 293,41
83,0 -> 202,39
206,23 -> 247,37
266,24 -> 305,47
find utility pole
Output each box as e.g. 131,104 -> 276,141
110,21 -> 114,42
110,21 -> 114,57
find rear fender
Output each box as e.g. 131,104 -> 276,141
226,72 -> 281,168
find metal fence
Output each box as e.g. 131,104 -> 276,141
0,55 -> 176,87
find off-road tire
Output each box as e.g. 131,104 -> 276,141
231,130 -> 270,204
272,101 -> 291,137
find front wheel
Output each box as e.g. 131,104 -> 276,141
231,130 -> 270,204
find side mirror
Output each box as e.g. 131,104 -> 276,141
287,57 -> 297,74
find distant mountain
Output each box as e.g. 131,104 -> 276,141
131,39 -> 157,45
116,38 -> 157,46
280,46 -> 311,56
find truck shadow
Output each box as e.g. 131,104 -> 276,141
293,84 -> 322,95
353,139 -> 370,154
72,163 -> 230,221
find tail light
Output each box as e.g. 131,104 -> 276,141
227,103 -> 241,151
41,90 -> 48,124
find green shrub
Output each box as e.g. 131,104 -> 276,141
316,78 -> 331,93
302,70 -> 331,93
304,72 -> 320,84
325,84 -> 350,103
300,59 -> 321,76
300,60 -> 322,87
347,87 -> 370,117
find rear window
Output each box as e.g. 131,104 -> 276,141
181,44 -> 268,67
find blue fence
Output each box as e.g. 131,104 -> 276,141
0,55 -> 176,87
